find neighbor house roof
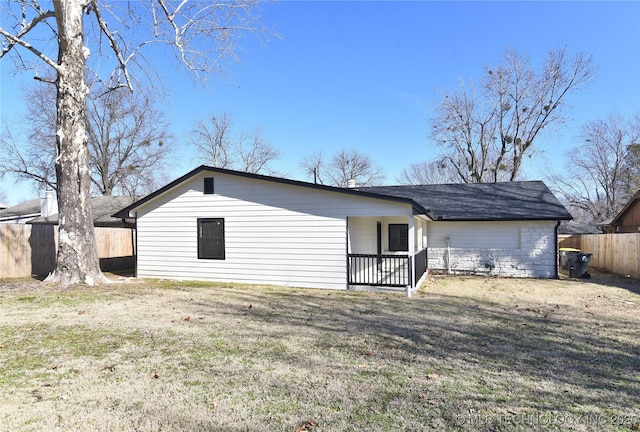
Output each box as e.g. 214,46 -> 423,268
113,165 -> 429,219
113,166 -> 571,222
0,198 -> 41,222
558,220 -> 601,235
29,195 -> 139,227
361,181 -> 572,221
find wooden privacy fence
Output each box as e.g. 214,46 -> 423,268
559,233 -> 640,279
0,224 -> 135,279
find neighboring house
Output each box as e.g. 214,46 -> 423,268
600,190 -> 640,233
556,220 -> 601,239
0,198 -> 43,224
0,203 -> 7,211
114,166 -> 572,294
0,191 -> 137,227
28,195 -> 138,228
0,193 -> 139,277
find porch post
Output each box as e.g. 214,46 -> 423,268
407,216 -> 415,298
346,217 -> 351,290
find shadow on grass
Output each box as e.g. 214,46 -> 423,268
581,272 -> 640,295
192,287 -> 640,415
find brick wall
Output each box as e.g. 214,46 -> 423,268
427,221 -> 557,278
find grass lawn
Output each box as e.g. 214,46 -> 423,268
0,274 -> 639,431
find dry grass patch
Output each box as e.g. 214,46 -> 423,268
0,274 -> 639,431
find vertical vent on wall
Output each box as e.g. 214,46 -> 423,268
204,177 -> 214,194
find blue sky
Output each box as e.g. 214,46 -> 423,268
1,1 -> 639,205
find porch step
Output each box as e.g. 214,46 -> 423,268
350,285 -> 408,294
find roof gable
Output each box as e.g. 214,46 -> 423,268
361,181 -> 572,221
113,166 -> 427,218
610,190 -> 640,225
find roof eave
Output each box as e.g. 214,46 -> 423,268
609,190 -> 640,224
432,216 -> 573,222
0,213 -> 41,222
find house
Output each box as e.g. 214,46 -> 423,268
600,190 -> 640,233
0,197 -> 43,223
362,182 -> 572,279
27,195 -> 138,228
0,193 -> 139,277
114,166 -> 572,294
557,220 -> 601,236
0,191 -> 136,227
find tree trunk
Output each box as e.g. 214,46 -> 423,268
46,0 -> 107,286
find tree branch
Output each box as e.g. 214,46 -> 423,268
87,0 -> 134,91
0,8 -> 55,58
0,26 -> 58,70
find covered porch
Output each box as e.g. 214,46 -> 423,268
347,215 -> 429,296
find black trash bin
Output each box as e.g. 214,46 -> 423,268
569,253 -> 592,279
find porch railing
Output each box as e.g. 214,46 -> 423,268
414,248 -> 427,286
348,254 -> 410,287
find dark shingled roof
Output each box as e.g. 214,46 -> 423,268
558,220 -> 601,235
360,181 -> 572,221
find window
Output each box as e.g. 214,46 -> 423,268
388,224 -> 408,252
198,218 -> 225,259
204,177 -> 214,194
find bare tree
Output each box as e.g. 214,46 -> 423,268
550,112 -> 640,223
237,128 -> 280,174
1,124 -> 57,192
624,124 -> 640,194
191,113 -> 234,169
397,159 -> 460,185
1,80 -> 174,196
0,0 -> 265,286
191,113 -> 280,174
300,151 -> 325,184
300,148 -> 386,187
432,47 -> 596,183
86,84 -> 174,195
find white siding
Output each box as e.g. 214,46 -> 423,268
347,217 -> 378,254
135,172 -> 412,290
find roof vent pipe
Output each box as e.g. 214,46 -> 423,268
347,179 -> 357,189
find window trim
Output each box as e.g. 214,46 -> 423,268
197,218 -> 225,260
